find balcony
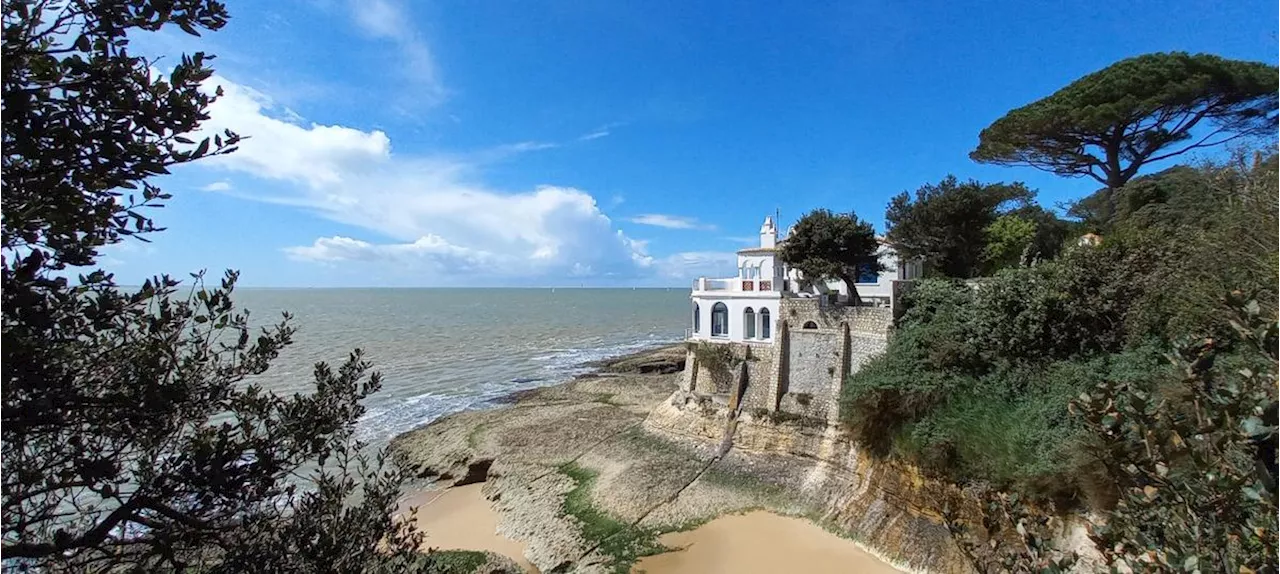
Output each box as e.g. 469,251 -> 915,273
692,277 -> 781,293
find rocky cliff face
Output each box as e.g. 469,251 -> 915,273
391,346 -> 996,573
644,395 -> 976,574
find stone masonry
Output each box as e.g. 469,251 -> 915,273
678,298 -> 892,425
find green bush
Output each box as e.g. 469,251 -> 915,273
842,250 -> 1178,497
891,349 -> 1169,497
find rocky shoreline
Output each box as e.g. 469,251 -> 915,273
390,344 -> 972,573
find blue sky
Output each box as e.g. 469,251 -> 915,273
107,0 -> 1278,287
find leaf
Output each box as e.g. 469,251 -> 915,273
1244,300 -> 1260,316
1241,486 -> 1261,501
1241,416 -> 1267,436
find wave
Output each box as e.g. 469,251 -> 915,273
355,335 -> 680,446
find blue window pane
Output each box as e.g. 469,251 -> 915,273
856,263 -> 879,284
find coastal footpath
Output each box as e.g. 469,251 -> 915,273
390,345 -> 1005,574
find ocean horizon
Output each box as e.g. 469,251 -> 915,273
228,287 -> 691,452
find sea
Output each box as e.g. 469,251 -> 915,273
233,288 -> 689,452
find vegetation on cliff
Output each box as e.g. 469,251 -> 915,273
834,51 -> 1279,573
559,462 -> 667,573
1,1 -> 428,571
884,177 -> 1070,278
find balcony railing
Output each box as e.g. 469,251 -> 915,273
692,277 -> 781,293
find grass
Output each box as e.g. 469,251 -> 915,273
558,462 -> 667,574
591,392 -> 627,407
418,549 -> 490,574
700,465 -> 794,505
615,426 -> 690,457
465,423 -> 489,450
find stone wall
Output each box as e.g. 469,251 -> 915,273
682,299 -> 893,422
738,344 -> 777,411
686,342 -> 774,409
848,333 -> 888,373
781,329 -> 842,421
780,298 -> 893,335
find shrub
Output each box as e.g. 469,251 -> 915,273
842,249 -> 1178,497
951,296 -> 1279,573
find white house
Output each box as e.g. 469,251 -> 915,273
688,216 -> 921,343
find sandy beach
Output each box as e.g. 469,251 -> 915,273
634,511 -> 903,574
402,484 -> 538,573
403,484 -> 901,574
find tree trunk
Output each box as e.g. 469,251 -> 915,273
839,273 -> 862,306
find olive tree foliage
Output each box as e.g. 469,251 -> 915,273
971,52 -> 1278,190
778,209 -> 881,305
2,1 -> 428,571
1071,293 -> 1277,573
946,294 -> 1278,573
883,176 -> 1035,278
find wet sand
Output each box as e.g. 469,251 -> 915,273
634,511 -> 903,574
401,484 -> 537,573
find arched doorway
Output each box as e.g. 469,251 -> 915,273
760,308 -> 771,339
744,307 -> 756,339
692,303 -> 700,333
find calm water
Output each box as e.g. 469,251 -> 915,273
233,288 -> 688,450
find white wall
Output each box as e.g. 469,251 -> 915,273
735,253 -> 781,282
690,296 -> 778,343
786,245 -> 919,301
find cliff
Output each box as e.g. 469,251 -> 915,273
390,345 -> 990,573
643,394 -> 974,573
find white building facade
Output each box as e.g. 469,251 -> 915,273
688,216 -> 922,343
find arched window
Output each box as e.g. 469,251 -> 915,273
693,303 -> 700,333
802,320 -> 818,330
711,302 -> 729,336
744,307 -> 756,339
760,308 -> 771,339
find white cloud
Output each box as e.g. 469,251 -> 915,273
197,76 -> 656,282
627,214 -> 715,230
349,0 -> 443,101
498,141 -> 558,153
283,235 -> 496,273
578,122 -> 623,141
200,181 -> 232,192
198,78 -> 392,188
